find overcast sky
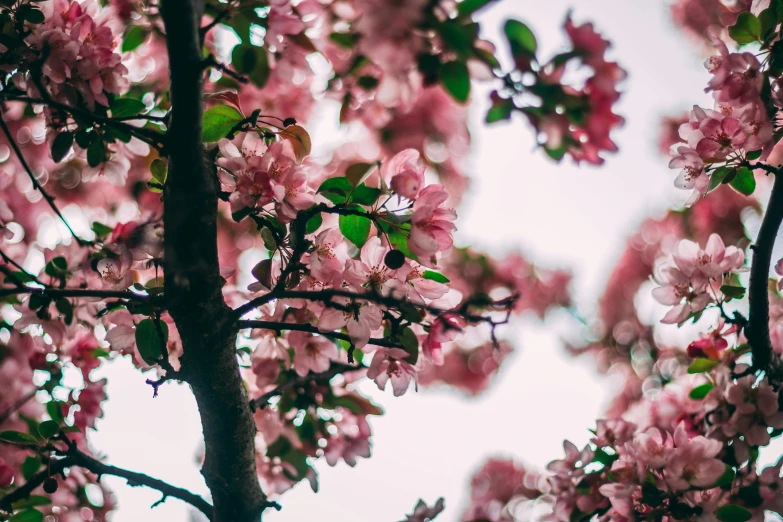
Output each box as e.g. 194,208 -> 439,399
86,2 -> 769,521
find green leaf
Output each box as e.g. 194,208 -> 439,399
91,221 -> 114,239
202,105 -> 244,143
689,383 -> 714,400
746,150 -> 762,161
10,509 -> 44,522
44,256 -> 68,277
716,504 -> 752,522
305,213 -> 323,234
457,0 -> 497,16
87,139 -> 105,168
422,270 -> 450,283
232,44 -> 270,88
12,496 -> 50,510
760,7 -> 777,37
713,465 -> 736,488
486,95 -> 513,123
37,420 -> 59,439
720,284 -> 746,300
345,162 -> 376,188
46,401 -> 64,424
150,158 -> 167,184
110,98 -> 146,118
440,60 -> 470,103
504,19 -> 537,57
51,131 -> 73,163
728,12 -> 762,44
23,8 -> 44,24
400,327 -> 419,364
317,177 -> 352,204
135,318 -> 169,365
687,358 -> 720,374
708,166 -> 734,193
0,430 -> 38,445
339,212 -> 372,248
729,166 -> 756,195
329,32 -> 357,48
121,26 -> 148,52
351,184 -> 381,206
55,298 -> 73,324
21,457 -> 41,481
388,226 -> 417,261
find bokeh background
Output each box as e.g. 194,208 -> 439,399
82,1 -> 768,520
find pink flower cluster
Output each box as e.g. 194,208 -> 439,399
669,35 -> 772,203
652,234 -> 744,324
15,0 -> 129,109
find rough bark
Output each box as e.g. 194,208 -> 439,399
159,1 -> 266,520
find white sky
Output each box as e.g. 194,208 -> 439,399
88,1 -> 743,521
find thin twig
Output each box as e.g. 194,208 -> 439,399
0,115 -> 88,246
0,442 -> 213,519
0,287 -> 151,301
0,390 -> 36,426
238,319 -> 402,349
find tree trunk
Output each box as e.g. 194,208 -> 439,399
159,1 -> 267,520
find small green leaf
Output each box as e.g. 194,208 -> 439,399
87,139 -> 105,168
400,327 -> 419,364
135,319 -> 169,365
44,256 -> 68,277
46,401 -> 64,424
345,162 -> 376,188
339,212 -> 372,248
422,270 -> 450,283
716,504 -> 752,522
388,227 -> 417,261
457,0 -> 498,16
746,150 -> 762,161
0,430 -> 38,445
687,358 -> 719,374
12,495 -> 50,510
110,98 -> 146,118
729,166 -> 756,195
328,32 -> 357,48
728,12 -> 762,44
232,44 -> 270,88
689,383 -> 714,400
504,19 -> 537,56
121,26 -> 148,52
91,222 -> 114,239
10,509 -> 44,522
23,8 -> 44,24
440,60 -> 470,103
202,105 -> 244,143
21,457 -> 41,480
713,465 -> 736,488
51,131 -> 73,163
305,213 -> 323,234
486,94 -> 513,123
317,177 -> 352,204
150,158 -> 168,184
351,184 -> 381,206
37,420 -> 59,439
708,166 -> 734,193
720,284 -> 746,300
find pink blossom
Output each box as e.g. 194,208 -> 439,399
318,300 -> 382,350
289,330 -> 338,377
366,347 -> 417,396
323,410 -> 372,467
272,166 -> 315,222
344,237 -> 396,292
664,424 -> 725,491
422,314 -> 463,365
0,458 -> 13,488
409,185 -> 457,265
695,117 -> 746,159
652,262 -> 711,324
308,228 -> 348,286
384,149 -> 425,200
669,146 -> 707,202
390,262 -> 448,304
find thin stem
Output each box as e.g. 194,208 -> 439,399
0,390 -> 36,426
238,319 -> 402,349
747,171 -> 783,371
0,115 -> 87,246
0,287 -> 150,301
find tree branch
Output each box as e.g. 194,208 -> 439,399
160,0 -> 267,519
0,93 -> 166,151
0,446 -> 213,519
0,115 -> 88,246
747,171 -> 783,371
250,362 -> 364,410
238,319 -> 403,349
0,287 -> 150,301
